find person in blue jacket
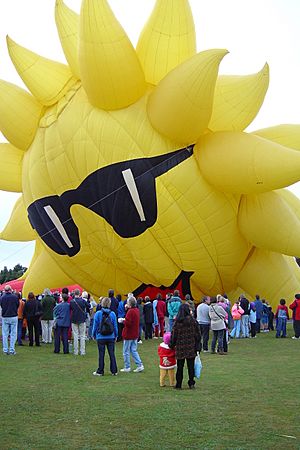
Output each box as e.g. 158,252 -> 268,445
92,297 -> 118,376
117,294 -> 126,341
53,293 -> 71,354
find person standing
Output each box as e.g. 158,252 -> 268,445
254,294 -> 263,333
289,294 -> 300,339
170,303 -> 201,389
108,289 -> 119,317
53,293 -> 71,354
70,289 -> 89,356
92,297 -> 118,376
155,294 -> 166,338
120,296 -> 144,373
23,292 -> 43,347
167,290 -> 182,331
152,296 -> 159,339
209,297 -> 227,354
143,296 -> 154,340
41,288 -> 56,344
275,299 -> 289,338
239,294 -> 250,338
137,297 -> 145,343
17,295 -> 26,346
0,285 -> 19,355
249,302 -> 257,338
230,300 -> 244,339
117,294 -> 126,342
185,294 -> 195,317
196,296 -> 211,352
157,332 -> 176,387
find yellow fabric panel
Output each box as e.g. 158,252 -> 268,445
209,64 -> 269,132
238,191 -> 300,256
22,241 -> 74,297
237,249 -> 300,308
0,143 -> 23,192
147,49 -> 228,144
79,0 -> 146,110
55,0 -> 80,79
153,158 -> 249,293
196,131 -> 300,193
0,80 -> 42,150
253,124 -> 300,150
0,195 -> 35,241
277,188 -> 300,216
7,37 -> 77,106
136,0 -> 196,85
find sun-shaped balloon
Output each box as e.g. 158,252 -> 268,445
1,0 -> 300,306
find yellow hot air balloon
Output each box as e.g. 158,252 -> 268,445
1,0 -> 300,308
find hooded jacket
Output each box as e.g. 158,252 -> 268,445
167,296 -> 182,319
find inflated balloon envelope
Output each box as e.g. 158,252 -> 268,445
1,0 -> 300,307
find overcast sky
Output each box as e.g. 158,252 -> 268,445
0,0 -> 300,268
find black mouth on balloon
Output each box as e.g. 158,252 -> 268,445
27,145 -> 194,256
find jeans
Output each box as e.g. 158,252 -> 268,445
211,329 -> 224,352
199,323 -> 210,351
72,322 -> 86,355
88,318 -> 94,338
2,316 -> 18,353
41,320 -> 55,343
241,315 -> 250,337
54,326 -> 69,353
123,339 -> 143,369
17,318 -> 23,344
276,317 -> 287,337
176,358 -> 195,388
230,320 -> 241,338
96,339 -> 117,374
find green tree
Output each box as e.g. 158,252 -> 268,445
0,264 -> 27,284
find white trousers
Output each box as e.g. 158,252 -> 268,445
72,322 -> 86,355
41,320 -> 55,343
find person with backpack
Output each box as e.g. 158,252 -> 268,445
92,297 -> 118,376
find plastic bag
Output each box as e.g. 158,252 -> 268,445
194,353 -> 202,379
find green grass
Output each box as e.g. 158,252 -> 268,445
0,327 -> 299,450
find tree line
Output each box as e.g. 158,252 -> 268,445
0,264 -> 27,284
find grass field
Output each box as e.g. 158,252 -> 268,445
0,326 -> 299,450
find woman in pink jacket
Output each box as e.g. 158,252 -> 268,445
230,300 -> 244,339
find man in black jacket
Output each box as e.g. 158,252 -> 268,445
240,294 -> 250,338
0,285 -> 19,355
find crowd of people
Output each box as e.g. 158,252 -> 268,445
1,285 -> 300,390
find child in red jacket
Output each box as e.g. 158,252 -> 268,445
157,332 -> 176,387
